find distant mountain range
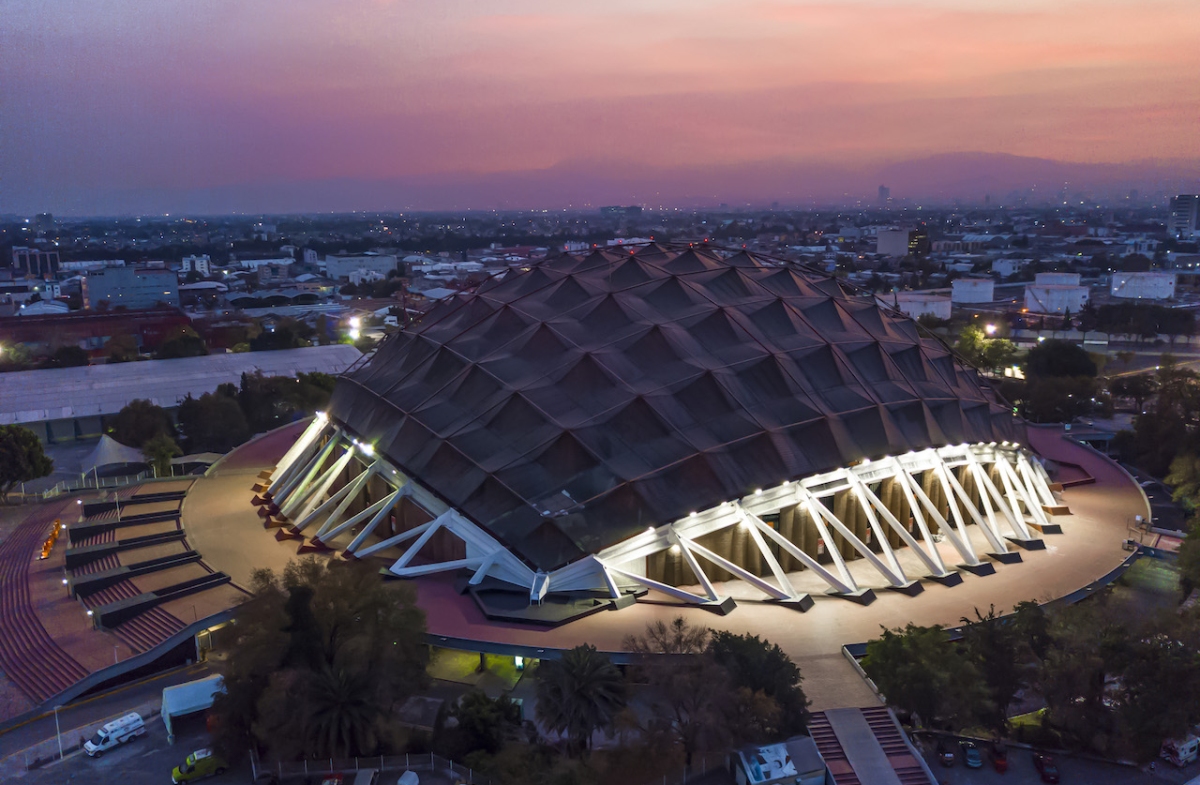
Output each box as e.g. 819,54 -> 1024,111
27,152 -> 1200,216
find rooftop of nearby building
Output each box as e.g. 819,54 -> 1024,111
0,344 -> 361,426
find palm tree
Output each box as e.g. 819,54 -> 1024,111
304,665 -> 381,758
535,644 -> 626,755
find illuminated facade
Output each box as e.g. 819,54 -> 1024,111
257,245 -> 1059,619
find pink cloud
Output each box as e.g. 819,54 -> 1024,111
1,0 -> 1197,206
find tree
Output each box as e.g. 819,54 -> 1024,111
40,345 -> 89,368
106,399 -> 175,448
981,339 -> 1018,374
624,616 -> 710,655
176,391 -> 250,453
1010,600 -> 1052,661
862,623 -> 988,729
535,644 -> 626,756
955,325 -> 1018,374
237,371 -> 334,434
1109,374 -> 1157,413
1175,517 -> 1200,598
960,605 -> 1025,732
210,558 -> 428,761
156,326 -> 208,359
453,691 -> 521,755
142,432 -> 182,477
1025,339 -> 1097,378
954,325 -> 988,368
1168,454 -> 1200,512
1038,602 -> 1130,752
1023,375 -> 1097,423
1116,357 -> 1200,475
0,342 -> 33,372
623,617 -> 774,768
250,318 -> 314,351
0,425 -> 53,501
708,631 -> 809,735
105,334 -> 140,363
1113,619 -> 1200,761
1078,301 -> 1100,332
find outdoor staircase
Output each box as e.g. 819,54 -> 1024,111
0,504 -> 90,702
82,580 -> 188,652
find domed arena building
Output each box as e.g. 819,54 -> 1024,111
254,243 -> 1062,621
9,241 -> 1138,714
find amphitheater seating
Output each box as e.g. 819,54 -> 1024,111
82,579 -> 188,653
0,506 -> 91,703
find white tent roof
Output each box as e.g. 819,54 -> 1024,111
81,435 -> 146,474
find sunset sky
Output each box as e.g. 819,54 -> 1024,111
3,0 -> 1199,213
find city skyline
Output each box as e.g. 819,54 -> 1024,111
3,0 -> 1199,214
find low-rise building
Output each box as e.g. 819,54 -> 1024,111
952,278 -> 995,304
349,268 -> 387,285
238,257 -> 293,272
60,259 -> 125,273
256,261 -> 291,287
991,259 -> 1029,278
732,736 -> 826,785
11,246 -> 59,277
83,266 -> 179,310
1111,271 -> 1176,300
876,229 -> 910,258
877,292 -> 951,321
1035,272 -> 1081,286
1170,194 -> 1199,240
324,253 -> 398,281
182,254 -> 212,277
1025,284 -> 1088,314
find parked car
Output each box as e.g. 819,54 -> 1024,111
1032,751 -> 1061,783
171,748 -> 228,783
937,741 -> 955,767
1162,733 -> 1200,767
84,712 -> 145,757
992,741 -> 1008,772
959,740 -> 983,768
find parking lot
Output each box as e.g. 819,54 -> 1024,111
12,715 -> 247,785
919,739 -> 1199,784
9,710 -> 463,785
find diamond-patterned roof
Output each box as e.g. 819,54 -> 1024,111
331,244 -> 1019,571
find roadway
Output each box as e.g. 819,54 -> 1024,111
10,714 -> 246,785
0,663 -> 216,778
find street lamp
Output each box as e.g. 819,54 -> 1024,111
54,705 -> 64,762
985,324 -> 997,336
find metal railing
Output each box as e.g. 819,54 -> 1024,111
40,470 -> 152,498
3,470 -> 194,504
253,751 -> 489,784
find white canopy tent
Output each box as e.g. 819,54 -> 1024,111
162,674 -> 224,743
80,435 -> 146,476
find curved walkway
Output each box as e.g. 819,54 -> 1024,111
0,499 -> 90,703
183,425 -> 1149,710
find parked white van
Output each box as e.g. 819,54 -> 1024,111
84,712 -> 146,757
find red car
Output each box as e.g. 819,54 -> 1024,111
992,741 -> 1008,773
1032,751 -> 1060,783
